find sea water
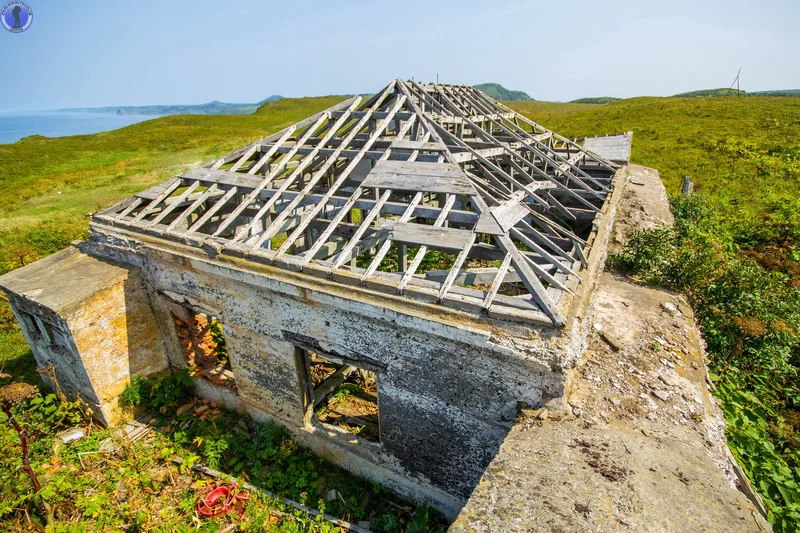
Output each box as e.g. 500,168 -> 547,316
0,110 -> 162,144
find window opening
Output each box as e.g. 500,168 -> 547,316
295,348 -> 379,443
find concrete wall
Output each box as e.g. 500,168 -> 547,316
79,231 -> 575,515
0,248 -> 170,425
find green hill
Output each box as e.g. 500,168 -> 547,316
673,88 -> 748,98
569,97 -> 620,104
473,83 -> 532,101
750,89 -> 800,97
63,95 -> 283,116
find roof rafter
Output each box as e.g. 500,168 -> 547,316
93,79 -> 626,327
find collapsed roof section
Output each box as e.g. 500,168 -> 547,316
94,79 -> 619,326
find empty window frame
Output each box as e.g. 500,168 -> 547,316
294,347 -> 380,443
171,307 -> 236,391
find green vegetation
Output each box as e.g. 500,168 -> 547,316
505,96 -> 800,531
751,89 -> 800,97
64,95 -> 283,116
569,97 -> 620,104
473,83 -> 532,101
1,88 -> 799,530
673,87 -> 749,97
674,88 -> 800,98
0,371 -> 443,531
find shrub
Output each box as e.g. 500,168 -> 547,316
119,369 -> 193,409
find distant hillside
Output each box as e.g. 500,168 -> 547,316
569,97 -> 620,104
750,89 -> 800,97
673,88 -> 800,98
473,83 -> 533,101
673,88 -> 747,98
64,95 -> 283,116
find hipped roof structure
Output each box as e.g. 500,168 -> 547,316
95,79 -> 619,326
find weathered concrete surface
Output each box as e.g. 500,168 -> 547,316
449,419 -> 768,532
450,165 -> 771,532
76,229 -> 567,515
0,247 -> 169,424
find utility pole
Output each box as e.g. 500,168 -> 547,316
726,68 -> 742,96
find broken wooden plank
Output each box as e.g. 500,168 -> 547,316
389,139 -> 446,151
382,221 -> 473,251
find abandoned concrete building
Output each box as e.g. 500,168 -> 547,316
0,80 -> 634,517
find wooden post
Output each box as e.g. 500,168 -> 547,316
681,176 -> 694,196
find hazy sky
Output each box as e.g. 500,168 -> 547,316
1,0 -> 799,110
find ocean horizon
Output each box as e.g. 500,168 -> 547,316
0,110 -> 163,144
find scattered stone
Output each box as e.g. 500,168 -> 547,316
660,301 -> 680,315
57,427 -> 85,444
194,404 -> 210,416
597,329 -> 623,351
659,373 -> 681,388
325,489 -> 338,502
652,390 -> 670,401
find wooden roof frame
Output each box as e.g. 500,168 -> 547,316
94,80 -> 619,327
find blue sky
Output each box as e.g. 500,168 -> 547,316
1,0 -> 799,110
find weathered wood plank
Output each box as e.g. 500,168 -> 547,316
389,139 -> 446,151
425,267 -> 522,285
362,160 -> 476,195
382,221 -> 473,250
182,168 -> 264,189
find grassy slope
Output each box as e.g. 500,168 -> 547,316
0,96 -> 347,384
507,96 -> 800,212
568,97 -> 620,104
473,83 -> 532,101
673,88 -> 749,97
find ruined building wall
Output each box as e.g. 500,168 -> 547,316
0,248 -> 170,424
78,229 -> 574,513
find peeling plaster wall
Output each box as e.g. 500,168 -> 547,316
80,232 -> 575,512
0,248 -> 170,425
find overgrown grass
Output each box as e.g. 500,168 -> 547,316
0,96 -> 347,276
0,371 -> 444,531
519,96 -> 800,531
